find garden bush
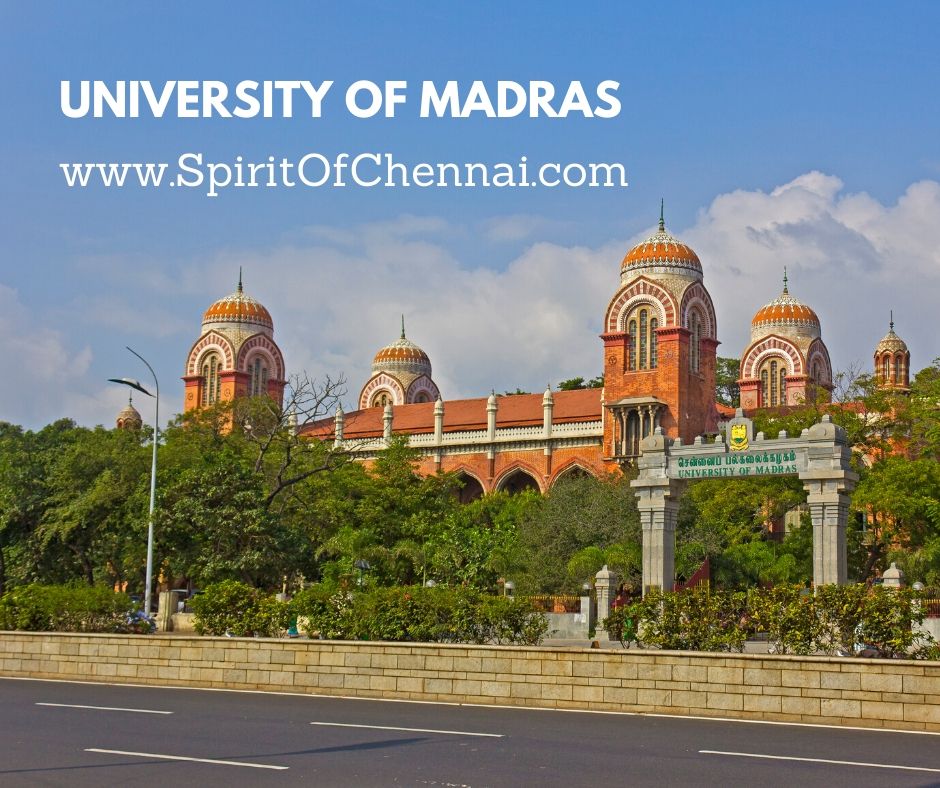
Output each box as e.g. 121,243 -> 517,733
189,580 -> 291,637
0,584 -> 139,633
289,584 -> 547,645
604,584 -> 937,658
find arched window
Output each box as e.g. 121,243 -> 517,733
626,305 -> 658,371
639,309 -> 648,369
882,356 -> 889,382
812,360 -> 822,384
689,312 -> 701,373
757,356 -> 788,407
371,391 -> 391,408
249,357 -> 269,397
628,319 -> 637,371
649,318 -> 659,368
201,353 -> 221,406
894,354 -> 903,384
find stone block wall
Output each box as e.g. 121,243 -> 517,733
1,632 -> 937,731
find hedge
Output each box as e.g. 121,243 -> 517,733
0,584 -> 149,634
604,584 -> 939,658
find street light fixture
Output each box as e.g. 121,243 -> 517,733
109,346 -> 159,617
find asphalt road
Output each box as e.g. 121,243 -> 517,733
1,677 -> 938,787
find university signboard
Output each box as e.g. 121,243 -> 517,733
672,449 -> 803,479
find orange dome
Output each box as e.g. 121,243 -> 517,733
751,274 -> 820,330
621,211 -> 701,275
371,318 -> 432,377
202,274 -> 273,332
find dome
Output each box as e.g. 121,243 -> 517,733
116,395 -> 143,430
202,272 -> 273,334
751,271 -> 820,338
372,318 -> 432,378
876,315 -> 908,354
621,205 -> 702,276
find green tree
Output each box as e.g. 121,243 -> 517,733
715,357 -> 740,407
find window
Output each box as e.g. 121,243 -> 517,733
371,391 -> 390,408
650,318 -> 659,368
689,312 -> 701,373
639,309 -> 648,369
626,305 -> 658,371
201,353 -> 221,406
882,356 -> 889,382
757,356 -> 787,407
628,319 -> 637,371
249,357 -> 269,397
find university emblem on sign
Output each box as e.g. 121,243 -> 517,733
729,423 -> 749,452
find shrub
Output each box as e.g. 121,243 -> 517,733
0,584 -> 137,633
752,585 -> 822,655
617,587 -> 751,652
189,580 -> 290,637
290,584 -> 547,645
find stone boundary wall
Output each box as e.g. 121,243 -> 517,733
1,632 -> 938,731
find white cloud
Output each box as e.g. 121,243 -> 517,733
8,172 -> 938,427
684,172 -> 940,374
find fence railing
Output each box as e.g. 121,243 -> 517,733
522,595 -> 583,613
923,598 -> 940,617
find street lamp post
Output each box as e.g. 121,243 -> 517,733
109,346 -> 159,616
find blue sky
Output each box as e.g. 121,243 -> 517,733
1,1 -> 938,426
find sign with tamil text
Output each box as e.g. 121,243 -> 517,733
670,448 -> 804,479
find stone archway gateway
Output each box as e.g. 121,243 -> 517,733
631,409 -> 857,594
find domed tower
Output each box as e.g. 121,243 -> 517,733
601,203 -> 719,459
182,271 -> 286,412
738,269 -> 832,409
358,317 -> 440,409
115,394 -> 143,430
874,312 -> 910,392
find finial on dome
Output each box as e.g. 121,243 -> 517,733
889,309 -> 894,332
237,267 -> 243,293
782,266 -> 788,294
658,199 -> 665,232
401,314 -> 406,339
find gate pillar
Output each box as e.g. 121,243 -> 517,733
631,428 -> 684,595
799,415 -> 857,587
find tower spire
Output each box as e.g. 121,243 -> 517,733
889,309 -> 894,332
782,266 -> 788,294
237,266 -> 243,293
400,314 -> 406,339
658,198 -> 665,232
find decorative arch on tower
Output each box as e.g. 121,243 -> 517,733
406,375 -> 440,405
359,372 -> 406,410
494,464 -> 543,495
805,338 -> 833,388
186,331 -> 236,376
740,334 -> 805,380
679,282 -> 718,340
604,276 -> 678,333
236,334 -> 285,380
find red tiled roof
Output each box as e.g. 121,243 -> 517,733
303,388 -> 604,439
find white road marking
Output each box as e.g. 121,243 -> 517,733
37,702 -> 172,714
310,721 -> 503,738
700,750 -> 940,774
84,748 -> 288,770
